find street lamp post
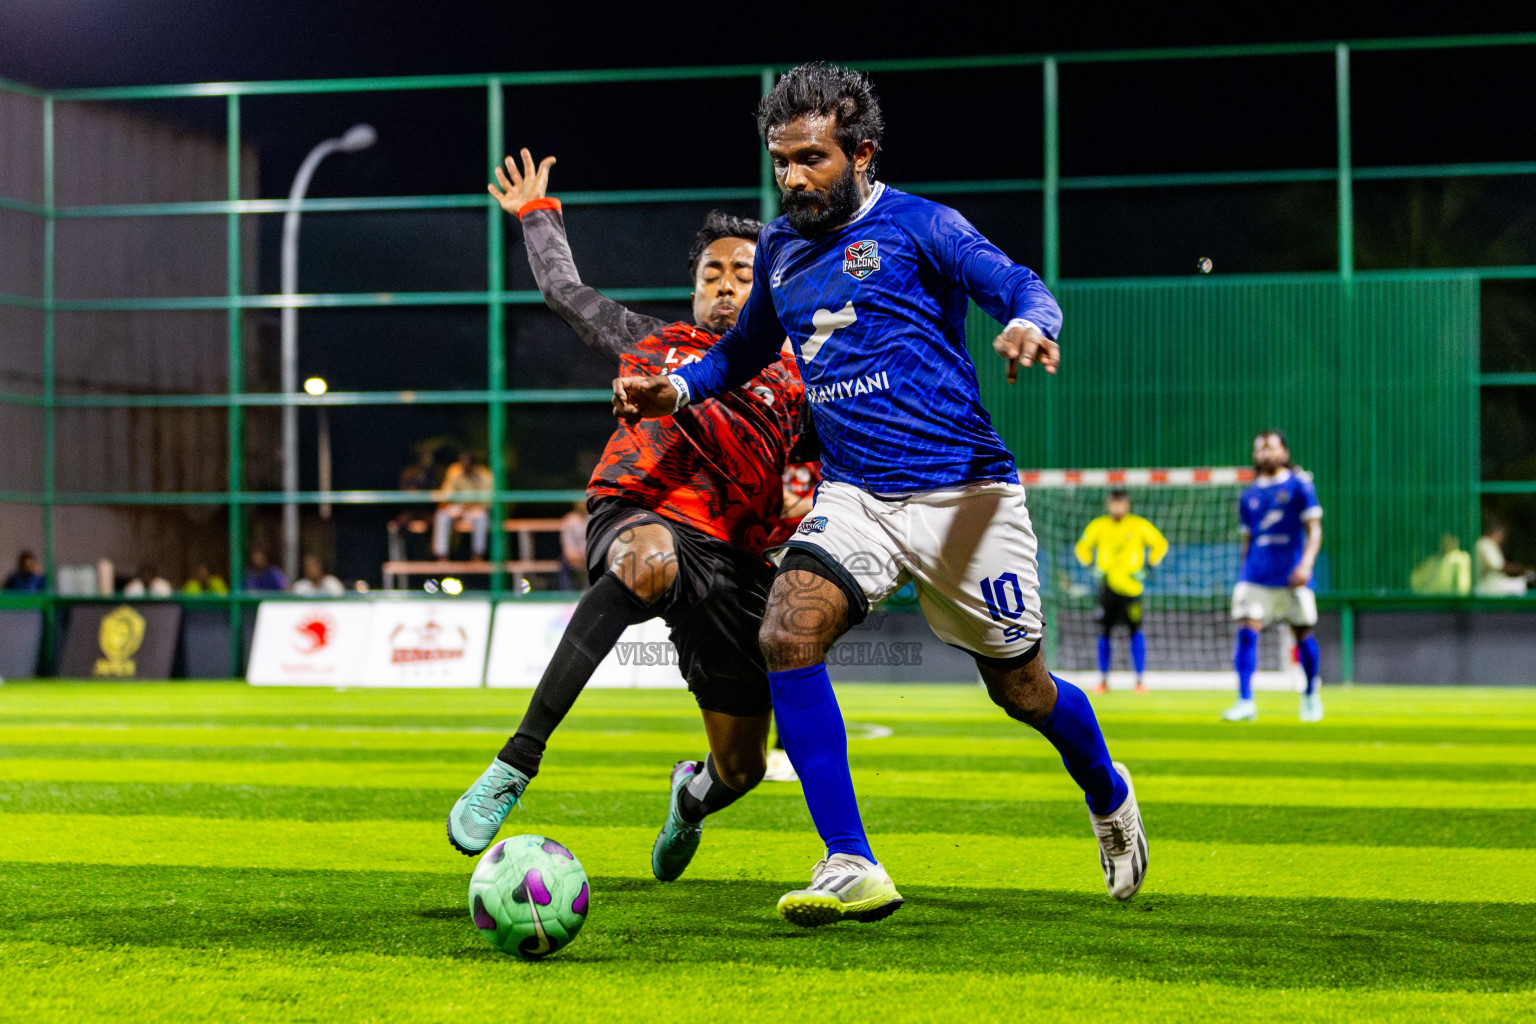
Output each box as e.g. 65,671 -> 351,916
280,123 -> 376,582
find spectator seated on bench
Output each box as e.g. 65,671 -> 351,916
432,451 -> 493,561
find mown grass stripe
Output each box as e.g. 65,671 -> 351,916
4,781 -> 1532,850
2,938 -> 1532,1023
6,742 -> 1531,785
5,757 -> 1535,812
4,864 -> 1535,995
3,814 -> 1534,902
9,723 -> 1536,768
5,682 -> 1536,745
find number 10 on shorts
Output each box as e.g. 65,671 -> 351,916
980,572 -> 1031,642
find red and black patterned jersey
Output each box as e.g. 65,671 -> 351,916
590,322 -> 805,555
765,460 -> 824,548
516,201 -> 805,556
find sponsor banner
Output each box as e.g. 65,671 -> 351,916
486,602 -> 685,689
248,602 -> 373,686
58,602 -> 182,681
362,601 -> 492,688
0,609 -> 43,680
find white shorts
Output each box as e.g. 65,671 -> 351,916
1231,581 -> 1318,627
777,479 -> 1044,661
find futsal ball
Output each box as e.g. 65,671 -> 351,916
469,834 -> 590,959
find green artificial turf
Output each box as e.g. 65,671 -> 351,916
1,682 -> 1534,1022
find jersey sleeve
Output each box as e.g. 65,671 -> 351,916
519,204 -> 668,359
1238,494 -> 1252,536
921,204 -> 1063,340
1142,518 -> 1170,566
1074,519 -> 1100,566
1298,476 -> 1323,520
671,240 -> 785,402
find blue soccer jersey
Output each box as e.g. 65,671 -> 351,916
672,184 -> 1062,494
1239,469 -> 1322,586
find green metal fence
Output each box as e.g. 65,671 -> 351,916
968,275 -> 1481,592
2,33 -> 1535,676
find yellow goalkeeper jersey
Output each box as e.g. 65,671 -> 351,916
1075,514 -> 1169,597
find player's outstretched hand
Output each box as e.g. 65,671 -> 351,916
993,322 -> 1059,383
612,374 -> 680,424
488,148 -> 556,215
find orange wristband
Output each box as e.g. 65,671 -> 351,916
517,197 -> 562,218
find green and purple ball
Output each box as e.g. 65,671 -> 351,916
468,834 -> 590,960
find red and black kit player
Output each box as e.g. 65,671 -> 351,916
447,150 -> 807,884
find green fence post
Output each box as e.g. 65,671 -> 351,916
41,94 -> 57,673
226,93 -> 246,678
1041,57 -> 1062,660
1042,57 -> 1060,291
1335,44 -> 1353,284
487,78 -> 508,601
1340,600 -> 1355,684
759,68 -> 777,224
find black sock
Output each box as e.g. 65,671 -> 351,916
498,573 -> 650,777
677,754 -> 748,823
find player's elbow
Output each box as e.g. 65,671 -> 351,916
543,283 -> 586,324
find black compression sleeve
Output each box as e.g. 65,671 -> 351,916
498,573 -> 651,777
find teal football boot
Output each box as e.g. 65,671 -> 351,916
447,758 -> 530,856
652,760 -> 704,881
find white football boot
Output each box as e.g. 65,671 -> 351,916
1299,692 -> 1324,722
763,748 -> 799,783
1090,762 -> 1148,901
776,852 -> 904,927
1221,698 -> 1258,722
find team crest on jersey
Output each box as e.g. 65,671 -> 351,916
842,240 -> 880,280
797,516 -> 829,535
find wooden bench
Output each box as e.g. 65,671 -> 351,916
381,559 -> 563,590
383,517 -> 570,589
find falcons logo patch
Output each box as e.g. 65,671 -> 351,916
842,240 -> 881,280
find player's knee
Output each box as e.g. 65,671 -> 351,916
712,748 -> 766,792
758,602 -> 837,671
608,537 -> 677,605
759,618 -> 826,671
985,682 -> 1049,726
980,661 -> 1054,726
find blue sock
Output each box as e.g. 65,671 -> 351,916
768,664 -> 875,861
1035,676 -> 1128,815
1234,627 -> 1259,701
1298,635 -> 1320,696
1096,636 -> 1111,676
1130,631 -> 1147,676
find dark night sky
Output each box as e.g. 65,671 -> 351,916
0,1 -> 1531,89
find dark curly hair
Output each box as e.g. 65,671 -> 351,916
757,62 -> 884,180
687,210 -> 764,278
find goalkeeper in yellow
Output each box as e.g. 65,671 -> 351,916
1075,489 -> 1169,693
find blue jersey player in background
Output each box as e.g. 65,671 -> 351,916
1224,430 -> 1325,723
614,62 -> 1147,926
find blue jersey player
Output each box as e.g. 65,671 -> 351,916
614,63 -> 1147,925
1224,430 -> 1325,723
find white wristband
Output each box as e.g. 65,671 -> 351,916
1006,318 -> 1042,336
666,373 -> 692,412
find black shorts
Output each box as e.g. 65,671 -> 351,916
585,498 -> 773,717
1096,585 -> 1142,635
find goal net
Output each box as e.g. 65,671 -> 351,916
1024,467 -> 1301,691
